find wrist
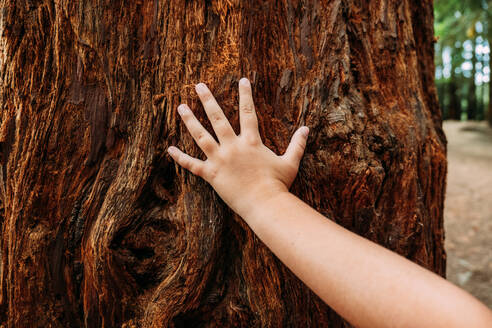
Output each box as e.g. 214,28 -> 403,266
236,184 -> 292,224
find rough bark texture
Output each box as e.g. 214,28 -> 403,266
0,1 -> 446,327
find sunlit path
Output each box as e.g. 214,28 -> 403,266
444,121 -> 492,308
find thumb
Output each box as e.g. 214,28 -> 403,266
283,126 -> 309,167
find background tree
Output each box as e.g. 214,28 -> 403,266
468,30 -> 478,120
450,45 -> 465,120
487,5 -> 492,125
0,1 -> 446,327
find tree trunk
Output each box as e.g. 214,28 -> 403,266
0,1 -> 446,327
467,37 -> 477,120
489,79 -> 492,126
489,36 -> 492,126
478,49 -> 485,121
448,51 -> 462,121
437,82 -> 446,119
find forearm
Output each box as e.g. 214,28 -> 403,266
170,79 -> 492,327
241,191 -> 492,328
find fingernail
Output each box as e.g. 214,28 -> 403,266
195,83 -> 207,93
239,77 -> 250,86
167,146 -> 177,155
177,104 -> 187,115
300,126 -> 309,137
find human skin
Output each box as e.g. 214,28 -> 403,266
167,78 -> 492,328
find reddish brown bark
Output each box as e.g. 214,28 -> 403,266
0,1 -> 446,327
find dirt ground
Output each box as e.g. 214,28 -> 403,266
443,121 -> 492,309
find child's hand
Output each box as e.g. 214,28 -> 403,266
168,78 -> 309,217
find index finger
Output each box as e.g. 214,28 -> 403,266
195,83 -> 235,143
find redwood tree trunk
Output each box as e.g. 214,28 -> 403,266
0,1 -> 446,327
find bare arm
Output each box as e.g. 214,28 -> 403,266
168,78 -> 492,328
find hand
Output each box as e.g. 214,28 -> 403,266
167,78 -> 309,218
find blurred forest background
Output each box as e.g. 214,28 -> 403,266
435,0 -> 490,123
435,0 -> 492,308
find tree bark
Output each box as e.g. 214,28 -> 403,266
0,1 -> 446,327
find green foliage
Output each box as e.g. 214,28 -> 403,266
435,0 -> 489,46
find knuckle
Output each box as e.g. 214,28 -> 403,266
215,148 -> 229,163
201,90 -> 212,102
242,104 -> 255,114
211,112 -> 223,123
192,165 -> 203,177
201,141 -> 215,153
244,134 -> 260,146
204,165 -> 218,182
218,127 -> 234,138
281,155 -> 298,168
195,131 -> 205,141
203,96 -> 216,108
